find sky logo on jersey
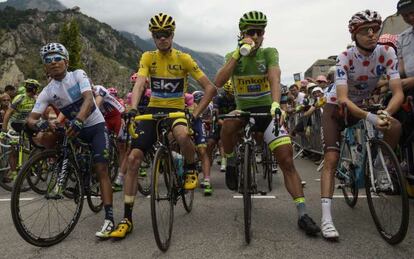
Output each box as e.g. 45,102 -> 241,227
151,77 -> 184,98
67,83 -> 82,101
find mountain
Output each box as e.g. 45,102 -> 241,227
121,31 -> 224,81
0,7 -> 141,95
0,0 -> 224,94
0,0 -> 65,11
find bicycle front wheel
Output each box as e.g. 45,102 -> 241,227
151,147 -> 174,252
338,142 -> 358,208
11,150 -> 84,247
243,143 -> 252,244
365,139 -> 409,245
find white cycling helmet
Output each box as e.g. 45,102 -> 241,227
40,43 -> 69,60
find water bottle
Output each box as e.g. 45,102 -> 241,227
239,42 -> 255,56
172,151 -> 184,177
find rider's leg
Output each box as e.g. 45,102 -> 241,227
319,103 -> 342,239
173,124 -> 197,190
221,116 -> 244,190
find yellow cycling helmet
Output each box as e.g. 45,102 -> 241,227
24,79 -> 41,93
149,13 -> 176,32
223,80 -> 234,93
24,79 -> 41,87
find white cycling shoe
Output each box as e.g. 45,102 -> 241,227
321,221 -> 339,240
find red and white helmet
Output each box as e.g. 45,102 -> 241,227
130,73 -> 137,83
348,10 -> 382,34
107,87 -> 118,96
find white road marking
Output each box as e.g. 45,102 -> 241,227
233,195 -> 276,199
0,198 -> 34,201
332,195 -> 378,198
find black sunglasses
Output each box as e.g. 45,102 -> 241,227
153,31 -> 173,39
244,28 -> 264,37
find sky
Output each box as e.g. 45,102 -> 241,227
13,0 -> 403,84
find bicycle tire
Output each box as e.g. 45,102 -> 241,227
86,170 -> 103,213
11,149 -> 84,247
108,137 -> 119,183
365,139 -> 409,245
338,142 -> 358,208
243,143 -> 252,244
151,147 -> 174,252
0,150 -> 13,191
137,151 -> 152,196
266,148 -> 273,192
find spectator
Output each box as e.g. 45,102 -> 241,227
397,0 -> 414,93
316,75 -> 328,89
4,85 -> 16,100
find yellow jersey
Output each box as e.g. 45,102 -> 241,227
137,48 -> 205,109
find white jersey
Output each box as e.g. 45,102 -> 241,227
334,45 -> 400,105
32,69 -> 104,127
93,85 -> 125,116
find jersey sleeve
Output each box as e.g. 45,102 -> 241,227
335,51 -> 349,86
73,69 -> 92,93
264,48 -> 279,67
137,52 -> 151,77
96,86 -> 108,98
182,53 -> 205,80
10,94 -> 24,111
32,90 -> 50,114
382,46 -> 400,81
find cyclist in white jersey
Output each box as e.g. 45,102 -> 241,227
26,43 -> 116,239
320,10 -> 404,240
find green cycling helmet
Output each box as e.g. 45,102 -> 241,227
239,11 -> 267,31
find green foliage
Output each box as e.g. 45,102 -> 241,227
59,19 -> 83,70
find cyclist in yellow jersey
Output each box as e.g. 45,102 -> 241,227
215,11 -> 320,236
110,13 -> 217,239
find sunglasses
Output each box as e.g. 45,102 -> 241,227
356,25 -> 380,36
244,28 -> 264,37
44,55 -> 66,64
153,31 -> 172,39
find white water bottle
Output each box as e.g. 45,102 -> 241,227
239,42 -> 255,56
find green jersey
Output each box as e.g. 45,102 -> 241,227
225,47 -> 279,110
10,93 -> 36,121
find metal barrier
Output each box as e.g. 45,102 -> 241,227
287,108 -> 325,171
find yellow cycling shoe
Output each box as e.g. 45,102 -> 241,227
109,218 -> 133,239
184,170 -> 198,190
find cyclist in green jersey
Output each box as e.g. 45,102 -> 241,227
1,79 -> 40,182
215,11 -> 320,236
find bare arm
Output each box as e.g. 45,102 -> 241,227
385,78 -> 404,115
76,91 -> 95,122
131,76 -> 147,111
214,58 -> 238,88
26,112 -> 42,130
2,108 -> 14,131
95,95 -> 104,109
193,76 -> 217,118
267,66 -> 281,103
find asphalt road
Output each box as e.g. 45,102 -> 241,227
1,156 -> 414,259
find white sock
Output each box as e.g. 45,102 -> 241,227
321,198 -> 332,223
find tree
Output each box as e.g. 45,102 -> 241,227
59,19 -> 83,70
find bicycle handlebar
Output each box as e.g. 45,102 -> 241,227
129,112 -> 187,139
